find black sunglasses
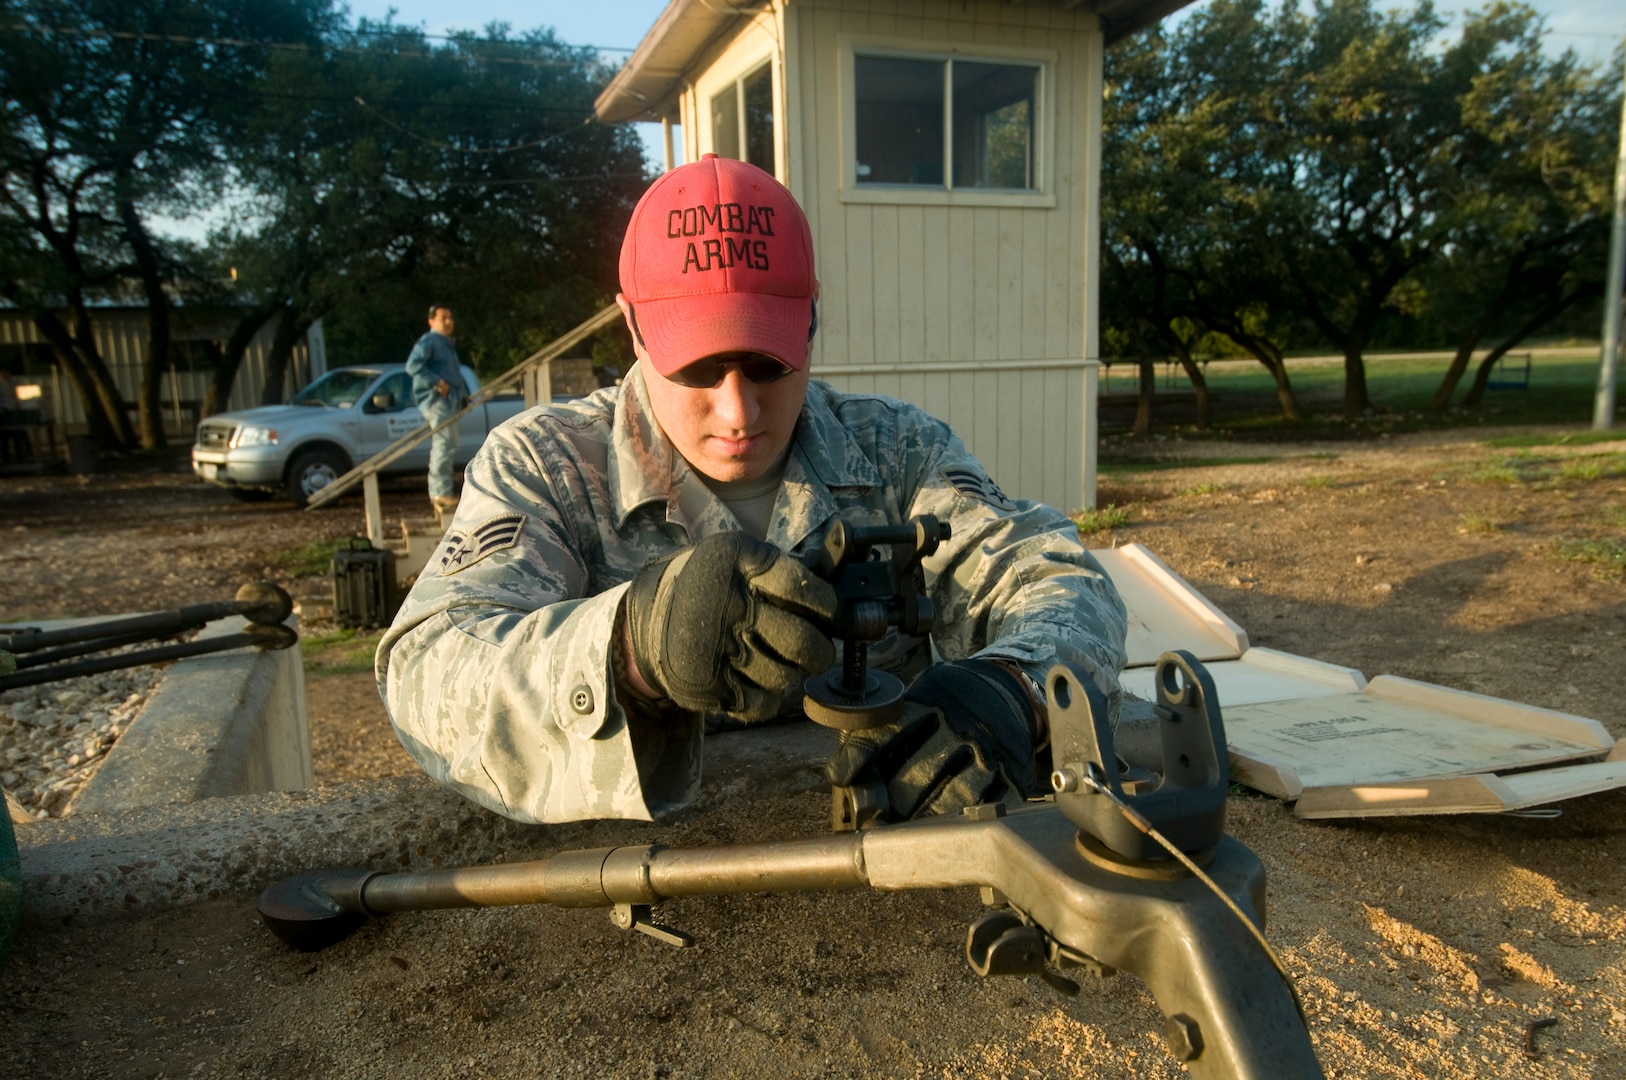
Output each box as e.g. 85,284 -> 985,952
627,300 -> 817,389
665,354 -> 796,389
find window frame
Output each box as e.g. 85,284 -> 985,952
840,36 -> 1057,209
704,56 -> 778,176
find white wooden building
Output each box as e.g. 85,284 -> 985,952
0,308 -> 326,440
597,0 -> 1190,513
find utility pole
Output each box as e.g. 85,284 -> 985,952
1595,45 -> 1626,431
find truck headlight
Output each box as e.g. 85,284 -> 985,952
230,425 -> 279,448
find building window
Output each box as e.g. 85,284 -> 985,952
711,62 -> 775,174
855,53 -> 1039,191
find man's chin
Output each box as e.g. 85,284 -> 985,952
698,458 -> 764,483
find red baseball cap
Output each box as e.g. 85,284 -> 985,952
619,153 -> 816,376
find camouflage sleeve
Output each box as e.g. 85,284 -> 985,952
901,410 -> 1128,697
376,422 -> 702,824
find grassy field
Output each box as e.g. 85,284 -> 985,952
1098,346 -> 1622,437
300,626 -> 386,675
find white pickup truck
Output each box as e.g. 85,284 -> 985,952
191,364 -> 527,506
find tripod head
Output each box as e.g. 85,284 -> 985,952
800,515 -> 949,732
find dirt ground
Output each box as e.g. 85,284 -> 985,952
4,428 -> 1626,1079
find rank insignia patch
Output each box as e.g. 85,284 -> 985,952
942,466 -> 1016,511
438,513 -> 527,575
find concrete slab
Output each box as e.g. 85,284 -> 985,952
16,721 -> 836,924
71,615 -> 311,814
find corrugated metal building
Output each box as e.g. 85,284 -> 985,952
0,308 -> 326,440
597,0 -> 1191,513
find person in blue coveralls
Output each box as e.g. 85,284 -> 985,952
405,304 -> 468,513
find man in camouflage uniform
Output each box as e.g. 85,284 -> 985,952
378,154 -> 1127,825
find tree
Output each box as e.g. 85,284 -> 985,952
0,0 -> 334,447
1420,3 -> 1617,409
2,3 -> 649,435
219,19 -> 649,404
1101,2 -> 1309,424
1102,244 -> 1214,432
1243,0 -> 1479,418
1102,0 -> 1620,424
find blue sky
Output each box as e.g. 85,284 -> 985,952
347,0 -> 678,163
348,0 -> 1625,63
345,0 -> 672,53
348,0 -> 1626,168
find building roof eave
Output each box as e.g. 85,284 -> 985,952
1069,0 -> 1198,45
595,0 -> 758,124
594,0 -> 1196,125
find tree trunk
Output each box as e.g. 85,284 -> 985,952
205,304 -> 280,417
1300,308 -> 1371,418
1187,294 -> 1305,422
1295,261 -> 1412,419
1321,304 -> 1376,418
68,298 -> 140,448
1460,285 -> 1597,406
1463,343 -> 1521,405
1223,328 -> 1305,421
31,313 -> 118,446
26,291 -> 139,448
1268,359 -> 1306,421
1427,333 -> 1487,412
1426,259 -> 1529,412
119,191 -> 171,449
1169,338 -> 1210,429
1342,350 -> 1371,418
1132,358 -> 1155,438
259,310 -> 312,406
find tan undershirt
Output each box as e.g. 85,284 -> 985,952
699,451 -> 789,540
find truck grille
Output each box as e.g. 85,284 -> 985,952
196,421 -> 235,450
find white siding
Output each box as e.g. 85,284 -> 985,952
679,9 -> 783,168
782,0 -> 1103,512
644,0 -> 1107,511
827,361 -> 1091,513
0,310 -> 325,438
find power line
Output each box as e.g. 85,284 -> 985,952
245,88 -> 599,116
343,171 -> 651,192
353,98 -> 597,154
349,22 -> 637,53
0,20 -> 634,68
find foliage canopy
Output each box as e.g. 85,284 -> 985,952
0,0 -> 651,444
1100,0 -> 1620,425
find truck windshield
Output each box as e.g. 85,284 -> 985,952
291,369 -> 380,408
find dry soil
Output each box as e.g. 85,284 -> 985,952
3,428 -> 1625,1079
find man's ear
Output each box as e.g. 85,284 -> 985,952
808,279 -> 822,345
614,293 -> 648,357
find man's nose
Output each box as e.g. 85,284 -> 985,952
711,368 -> 760,430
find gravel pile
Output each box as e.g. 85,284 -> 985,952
0,656 -> 168,820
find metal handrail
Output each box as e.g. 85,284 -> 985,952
304,304 -> 622,510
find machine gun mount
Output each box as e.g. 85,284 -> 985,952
799,515 -> 948,732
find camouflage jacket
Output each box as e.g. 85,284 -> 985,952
377,363 -> 1128,824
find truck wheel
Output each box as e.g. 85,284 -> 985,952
285,449 -> 349,507
229,487 -> 276,503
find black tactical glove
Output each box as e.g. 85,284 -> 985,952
824,658 -> 1041,821
625,532 -> 841,722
